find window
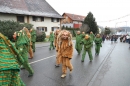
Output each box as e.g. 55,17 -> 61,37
32,16 -> 44,22
37,27 -> 47,32
51,27 -> 59,31
17,16 -> 24,22
51,18 -> 59,22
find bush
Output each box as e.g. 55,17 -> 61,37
0,20 -> 33,41
36,30 -> 46,42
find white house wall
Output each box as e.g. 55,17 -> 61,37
0,13 -> 60,35
0,13 -> 16,21
29,16 -> 60,35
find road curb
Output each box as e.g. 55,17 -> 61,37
87,44 -> 116,86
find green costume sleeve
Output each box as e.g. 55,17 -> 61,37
31,30 -> 36,42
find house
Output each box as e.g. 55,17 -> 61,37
61,13 -> 86,29
0,0 -> 63,35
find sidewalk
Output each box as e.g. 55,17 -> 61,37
91,41 -> 130,86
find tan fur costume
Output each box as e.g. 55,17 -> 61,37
57,30 -> 73,77
54,29 -> 61,65
23,27 -> 33,59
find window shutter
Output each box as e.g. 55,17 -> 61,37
45,27 -> 47,32
41,17 -> 44,21
57,18 -> 59,22
36,27 -> 39,31
51,27 -> 54,31
51,18 -> 54,22
33,16 -> 36,21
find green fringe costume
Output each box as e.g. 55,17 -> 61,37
73,30 -> 85,55
81,37 -> 93,62
94,37 -> 102,55
30,30 -> 36,52
0,33 -> 25,86
49,33 -> 55,50
90,33 -> 95,41
15,30 -> 34,76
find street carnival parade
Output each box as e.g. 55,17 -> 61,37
0,0 -> 130,86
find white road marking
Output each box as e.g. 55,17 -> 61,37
29,55 -> 56,64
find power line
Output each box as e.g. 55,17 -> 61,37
97,14 -> 130,23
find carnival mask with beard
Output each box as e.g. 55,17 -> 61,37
61,31 -> 69,40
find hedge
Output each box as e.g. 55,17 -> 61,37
36,31 -> 46,42
0,20 -> 33,41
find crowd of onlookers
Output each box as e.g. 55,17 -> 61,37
101,34 -> 118,43
120,35 -> 130,43
101,34 -> 130,47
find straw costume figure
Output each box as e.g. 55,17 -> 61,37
57,30 -> 73,78
23,27 -> 33,59
54,29 -> 61,67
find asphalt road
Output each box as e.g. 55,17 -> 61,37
20,40 -> 122,86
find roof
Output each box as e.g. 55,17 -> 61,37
0,0 -> 62,18
63,13 -> 86,22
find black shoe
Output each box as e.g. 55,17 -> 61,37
55,64 -> 60,67
20,67 -> 25,70
28,73 -> 33,77
81,60 -> 84,62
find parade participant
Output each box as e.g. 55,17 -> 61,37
57,30 -> 73,78
75,31 -> 84,55
54,29 -> 61,67
81,34 -> 93,62
90,31 -> 95,42
13,30 -> 34,77
23,27 -> 33,59
94,34 -> 102,55
0,33 -> 25,86
73,30 -> 85,55
30,28 -> 36,52
102,34 -> 105,43
82,32 -> 86,38
49,31 -> 55,50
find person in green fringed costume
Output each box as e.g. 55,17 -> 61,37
49,31 -> 55,50
13,30 -> 34,77
30,28 -> 36,52
89,31 -> 95,46
0,33 -> 25,86
94,34 -> 102,55
90,31 -> 95,41
81,34 -> 93,62
73,30 -> 85,55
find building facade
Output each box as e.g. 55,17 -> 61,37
0,0 -> 62,35
61,13 -> 85,29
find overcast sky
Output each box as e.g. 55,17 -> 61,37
47,0 -> 130,28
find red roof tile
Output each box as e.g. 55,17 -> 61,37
63,13 -> 86,22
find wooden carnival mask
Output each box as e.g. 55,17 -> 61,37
61,31 -> 70,40
85,34 -> 89,40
